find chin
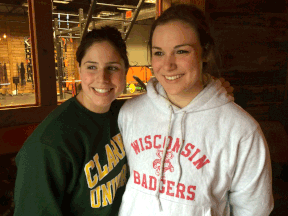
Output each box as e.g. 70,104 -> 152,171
163,86 -> 184,94
92,98 -> 113,107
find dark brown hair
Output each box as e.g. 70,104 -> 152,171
76,26 -> 129,72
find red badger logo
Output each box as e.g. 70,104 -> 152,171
153,150 -> 174,180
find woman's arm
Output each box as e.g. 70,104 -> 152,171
14,143 -> 71,216
229,126 -> 274,215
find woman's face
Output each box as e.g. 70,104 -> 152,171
151,20 -> 204,108
78,41 -> 126,113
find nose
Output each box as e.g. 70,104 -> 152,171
163,53 -> 176,71
96,68 -> 110,83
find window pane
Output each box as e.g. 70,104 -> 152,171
54,37 -> 81,102
123,20 -> 154,97
124,66 -> 153,95
0,1 -> 36,107
52,11 -> 81,102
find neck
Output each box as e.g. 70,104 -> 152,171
76,91 -> 110,113
167,81 -> 203,108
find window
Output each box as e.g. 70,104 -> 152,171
0,0 -> 57,128
0,1 -> 36,107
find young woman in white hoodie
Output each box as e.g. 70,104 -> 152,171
118,4 -> 274,216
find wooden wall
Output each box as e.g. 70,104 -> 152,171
207,3 -> 288,121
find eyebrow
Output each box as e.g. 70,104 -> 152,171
84,61 -> 98,64
152,44 -> 194,49
84,61 -> 121,65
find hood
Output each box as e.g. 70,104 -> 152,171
147,77 -> 234,114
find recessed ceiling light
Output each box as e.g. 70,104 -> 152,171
117,8 -> 132,11
144,0 -> 156,3
100,11 -> 116,16
53,0 -> 71,4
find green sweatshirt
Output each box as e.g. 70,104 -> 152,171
14,97 -> 128,216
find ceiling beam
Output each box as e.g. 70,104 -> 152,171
90,6 -> 155,29
81,0 -> 98,40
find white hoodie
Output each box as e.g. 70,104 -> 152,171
118,78 -> 273,216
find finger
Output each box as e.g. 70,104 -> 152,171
222,81 -> 230,88
226,86 -> 234,94
219,77 -> 225,84
228,92 -> 234,97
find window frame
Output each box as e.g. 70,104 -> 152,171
0,0 -> 58,128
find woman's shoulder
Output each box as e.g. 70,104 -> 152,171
23,98 -> 85,148
121,93 -> 149,110
219,101 -> 260,132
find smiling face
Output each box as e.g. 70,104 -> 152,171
151,20 -> 204,108
77,41 -> 126,113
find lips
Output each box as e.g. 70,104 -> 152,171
164,74 -> 184,81
91,87 -> 114,97
92,87 -> 112,93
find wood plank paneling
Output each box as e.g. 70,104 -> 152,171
209,12 -> 288,119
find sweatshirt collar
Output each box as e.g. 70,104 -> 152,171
147,77 -> 234,114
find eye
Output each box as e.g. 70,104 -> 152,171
107,66 -> 119,71
177,50 -> 189,54
153,51 -> 163,56
87,65 -> 96,70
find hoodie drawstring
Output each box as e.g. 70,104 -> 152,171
174,111 -> 187,193
155,105 -> 173,211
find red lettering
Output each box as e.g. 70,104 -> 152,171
145,135 -> 152,150
187,185 -> 196,201
166,180 -> 175,197
188,148 -> 200,161
159,179 -> 165,193
131,140 -> 140,155
181,143 -> 195,157
149,176 -> 157,191
139,138 -> 145,151
134,170 -> 140,184
142,174 -> 148,188
171,138 -> 181,152
133,171 -> 197,202
154,135 -> 161,149
193,155 -> 210,169
176,183 -> 185,199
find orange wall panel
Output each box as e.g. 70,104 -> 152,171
126,66 -> 153,84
